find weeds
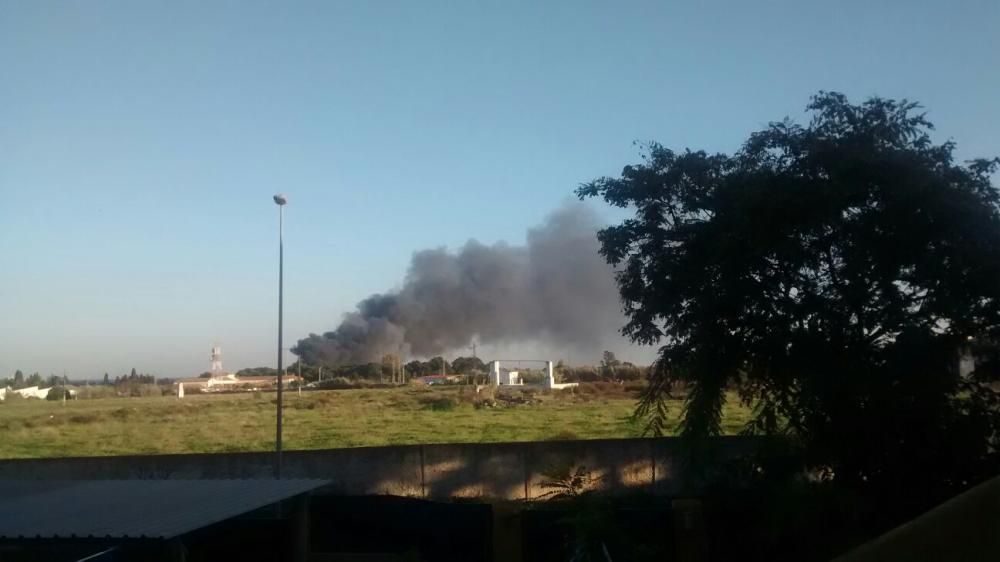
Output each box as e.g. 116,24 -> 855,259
68,413 -> 103,424
539,464 -> 602,499
420,397 -> 457,411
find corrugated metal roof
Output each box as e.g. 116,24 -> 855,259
0,479 -> 328,540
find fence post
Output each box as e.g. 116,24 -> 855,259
419,445 -> 426,498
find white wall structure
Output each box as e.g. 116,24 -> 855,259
545,360 -> 579,390
491,361 -> 501,386
12,386 -> 51,399
486,360 -> 577,390
488,361 -> 523,386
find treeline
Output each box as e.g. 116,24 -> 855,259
272,350 -> 648,384
2,370 -> 48,389
109,368 -> 161,397
3,367 -> 170,399
560,364 -> 646,383
3,371 -> 79,389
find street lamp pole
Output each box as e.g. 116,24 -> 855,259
273,193 -> 287,479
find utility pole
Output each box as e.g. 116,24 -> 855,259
469,343 -> 477,386
273,193 -> 287,480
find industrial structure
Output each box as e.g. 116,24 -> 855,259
173,345 -> 303,395
487,360 -> 578,390
210,344 -> 224,375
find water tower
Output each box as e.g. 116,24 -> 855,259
211,345 -> 223,376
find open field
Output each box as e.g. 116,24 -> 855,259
0,384 -> 753,459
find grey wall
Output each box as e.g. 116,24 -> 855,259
0,437 -> 756,501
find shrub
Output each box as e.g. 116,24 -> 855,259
473,398 -> 497,410
46,386 -> 69,401
421,396 -> 457,411
456,387 -> 479,406
518,370 -> 547,385
68,413 -> 103,424
614,366 -> 645,382
538,464 -> 602,499
110,407 -> 135,420
623,381 -> 646,393
563,367 -> 601,383
592,381 -> 620,394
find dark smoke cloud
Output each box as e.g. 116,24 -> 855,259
293,204 -> 625,365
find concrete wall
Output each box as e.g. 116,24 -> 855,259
0,437 -> 756,501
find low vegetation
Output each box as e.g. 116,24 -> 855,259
0,384 -> 752,459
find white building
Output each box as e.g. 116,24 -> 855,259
4,386 -> 53,400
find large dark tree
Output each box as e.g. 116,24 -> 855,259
426,356 -> 451,374
451,356 -> 486,374
578,92 -> 1000,505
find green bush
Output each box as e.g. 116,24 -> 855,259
46,386 -> 69,401
420,397 -> 457,411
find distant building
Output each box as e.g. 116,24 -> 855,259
417,374 -> 460,385
8,386 -> 51,399
171,344 -> 303,394
173,373 -> 303,393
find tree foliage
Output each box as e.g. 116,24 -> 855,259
236,367 -> 279,377
451,356 -> 486,374
426,356 -> 450,374
578,92 -> 1000,501
25,373 -> 43,387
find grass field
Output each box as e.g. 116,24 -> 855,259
0,384 -> 753,459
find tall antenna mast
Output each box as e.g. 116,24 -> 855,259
211,344 -> 223,376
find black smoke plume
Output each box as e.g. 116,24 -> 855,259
292,204 -> 624,365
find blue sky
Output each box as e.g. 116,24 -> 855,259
1,1 -> 998,378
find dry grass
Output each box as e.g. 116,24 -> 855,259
0,383 -> 752,459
